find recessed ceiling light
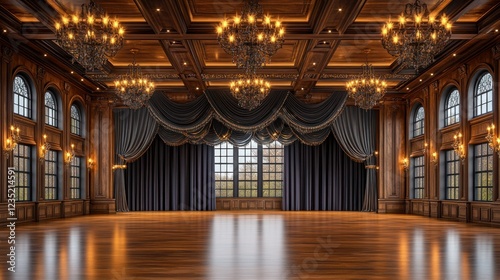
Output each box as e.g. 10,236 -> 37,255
323,41 -> 326,44
172,41 -> 175,44
430,73 -> 434,76
453,53 -> 456,57
80,78 -> 84,82
419,79 -> 422,82
338,8 -> 342,12
406,87 -> 410,90
71,71 -> 74,74
196,87 -> 199,90
44,54 -> 47,57
167,29 -> 170,33
183,62 -> 187,66
328,29 -> 332,33
156,8 -> 160,12
312,62 -> 316,66
96,87 -> 100,90
495,29 -> 499,33
301,87 -> 304,91
3,29 -> 7,33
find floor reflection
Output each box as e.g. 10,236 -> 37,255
0,213 -> 499,279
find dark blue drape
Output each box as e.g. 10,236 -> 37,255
283,134 -> 367,211
125,136 -> 215,211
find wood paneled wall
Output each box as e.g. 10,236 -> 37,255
0,39 -> 115,224
380,39 -> 500,226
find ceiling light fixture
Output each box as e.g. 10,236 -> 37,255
54,0 -> 124,71
216,0 -> 284,74
381,0 -> 451,72
230,75 -> 271,110
346,49 -> 387,110
114,48 -> 155,110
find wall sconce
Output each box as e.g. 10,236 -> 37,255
431,152 -> 438,166
402,157 -> 409,171
39,134 -> 51,162
365,151 -> 379,170
88,158 -> 95,169
4,125 -> 21,159
452,132 -> 466,162
65,144 -> 75,165
486,123 -> 500,158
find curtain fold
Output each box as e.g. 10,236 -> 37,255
114,108 -> 159,212
125,136 -> 215,211
283,134 -> 367,211
331,107 -> 378,212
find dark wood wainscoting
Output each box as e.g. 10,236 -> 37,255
216,198 -> 282,210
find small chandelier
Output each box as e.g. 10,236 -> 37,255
486,124 -> 500,158
114,48 -> 155,110
54,0 -> 124,71
4,125 -> 20,159
381,0 -> 451,72
346,49 -> 387,110
216,0 -> 285,74
229,75 -> 271,110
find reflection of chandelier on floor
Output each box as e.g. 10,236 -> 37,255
346,49 -> 387,110
217,0 -> 284,110
114,49 -> 155,110
54,0 -> 124,71
216,0 -> 285,74
381,0 -> 451,72
230,76 -> 271,110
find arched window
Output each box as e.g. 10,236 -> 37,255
413,105 -> 425,137
44,91 -> 58,127
13,75 -> 32,118
473,72 -> 493,117
444,89 -> 460,126
70,104 -> 82,136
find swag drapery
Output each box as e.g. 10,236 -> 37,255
113,90 -> 378,212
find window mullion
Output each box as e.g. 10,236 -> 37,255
233,145 -> 238,198
257,144 -> 263,197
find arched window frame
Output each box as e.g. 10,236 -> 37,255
412,105 -> 425,138
13,75 -> 32,119
70,104 -> 82,136
444,89 -> 460,127
44,91 -> 58,127
473,72 -> 493,117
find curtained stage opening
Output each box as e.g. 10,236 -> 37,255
283,134 -> 367,211
125,136 -> 215,211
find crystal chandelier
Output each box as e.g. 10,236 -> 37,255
381,0 -> 452,72
114,49 -> 155,110
216,0 -> 285,74
229,75 -> 271,110
346,50 -> 387,110
54,0 -> 124,71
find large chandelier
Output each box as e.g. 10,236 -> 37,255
381,0 -> 451,72
114,49 -> 155,110
346,50 -> 387,110
54,0 -> 124,71
230,75 -> 271,110
216,0 -> 285,74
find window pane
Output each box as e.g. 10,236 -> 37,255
71,105 -> 82,135
444,89 -> 460,126
44,150 -> 58,200
13,76 -> 32,119
413,106 -> 425,137
214,140 -> 283,198
13,144 -> 32,201
412,156 -> 425,199
444,150 -> 460,200
44,91 -> 58,127
473,143 -> 493,201
473,73 -> 493,117
70,157 -> 82,199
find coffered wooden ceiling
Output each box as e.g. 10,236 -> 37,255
0,0 -> 499,102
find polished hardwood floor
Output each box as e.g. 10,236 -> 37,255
1,211 -> 500,279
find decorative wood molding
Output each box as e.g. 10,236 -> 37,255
36,65 -> 46,81
1,45 -> 13,63
492,44 -> 500,60
432,80 -> 439,92
458,64 -> 467,78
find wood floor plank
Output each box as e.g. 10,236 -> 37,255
1,212 -> 500,279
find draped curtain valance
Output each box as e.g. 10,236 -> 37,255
146,89 -> 347,147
